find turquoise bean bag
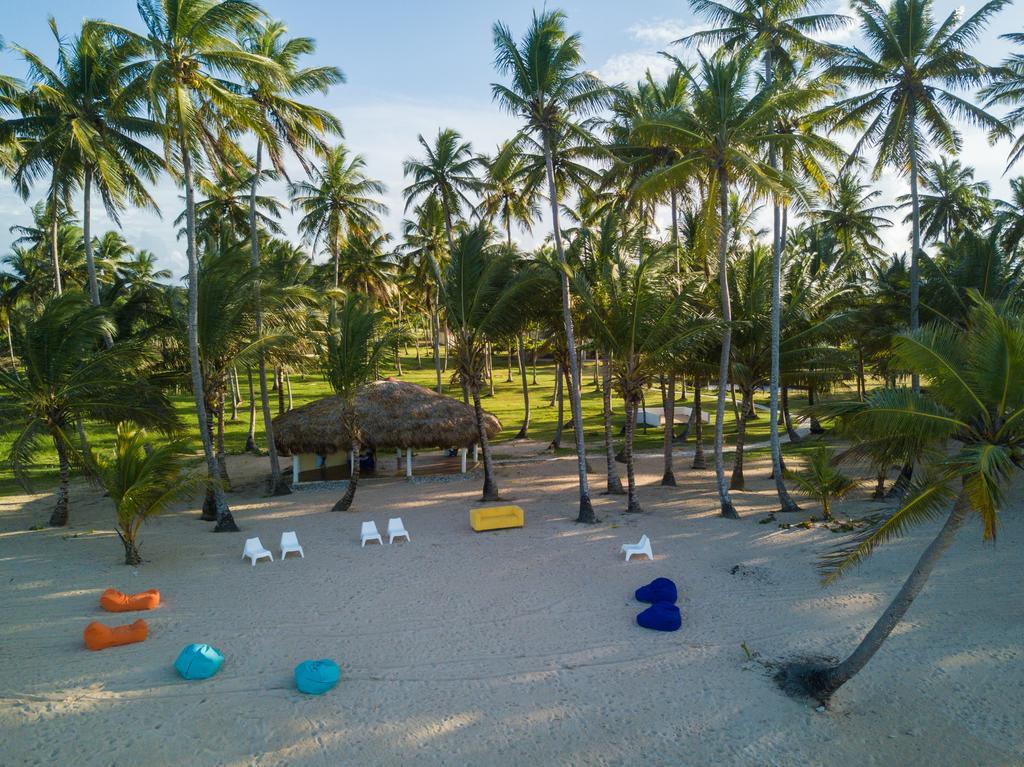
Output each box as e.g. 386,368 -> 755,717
295,659 -> 340,695
175,643 -> 224,680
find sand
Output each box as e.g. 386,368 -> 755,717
1,450 -> 1021,767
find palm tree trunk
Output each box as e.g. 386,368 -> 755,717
514,333 -> 531,439
782,386 -> 800,442
415,319 -> 422,367
623,394 -> 642,513
216,383 -> 229,487
768,172 -> 800,512
178,126 -> 236,531
714,168 -> 738,519
277,367 -> 285,415
48,434 -> 70,526
285,370 -> 292,410
5,314 -> 15,368
82,167 -> 104,316
49,182 -> 62,296
333,435 -> 360,511
245,366 -> 257,452
730,387 -> 751,491
661,373 -> 676,486
118,528 -> 142,566
471,382 -> 500,501
532,340 -> 538,385
808,386 -> 824,434
779,490 -> 969,703
908,123 -> 922,396
431,299 -> 442,393
691,381 -> 706,470
550,364 -> 564,450
602,354 -> 625,494
542,132 -> 595,523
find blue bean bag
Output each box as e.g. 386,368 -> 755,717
636,602 -> 681,632
295,659 -> 340,695
634,577 -> 678,604
174,643 -> 224,680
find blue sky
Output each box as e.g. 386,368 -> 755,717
0,1 -> 1018,276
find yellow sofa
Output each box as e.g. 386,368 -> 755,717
470,505 -> 524,532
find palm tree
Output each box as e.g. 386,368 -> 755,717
337,228 -> 398,305
811,171 -> 894,267
90,423 -> 202,564
240,17 -> 343,495
994,177 -> 1024,255
9,21 -> 164,310
0,293 -> 178,526
786,445 -> 855,522
491,9 -> 612,524
402,128 -> 481,249
825,0 -> 1010,392
399,197 -> 447,392
634,52 -> 804,519
983,32 -> 1024,170
778,294 -> 1024,704
897,157 -> 991,244
92,0 -> 283,532
291,145 -> 387,290
317,294 -> 397,512
439,223 -> 537,500
478,140 -> 539,248
176,159 -> 284,244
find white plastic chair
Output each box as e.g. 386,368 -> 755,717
387,517 -> 410,544
360,521 -> 383,547
280,531 -> 304,559
621,534 -> 653,562
243,537 -> 273,566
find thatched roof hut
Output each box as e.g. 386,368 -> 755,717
273,380 -> 501,456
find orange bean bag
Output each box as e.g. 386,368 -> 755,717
83,619 -> 149,651
100,588 -> 160,612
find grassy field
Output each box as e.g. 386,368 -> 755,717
0,348 -> 813,495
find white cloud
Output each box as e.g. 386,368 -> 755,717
598,51 -> 677,86
628,20 -> 704,47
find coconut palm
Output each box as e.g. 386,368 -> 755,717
337,228 -> 398,306
994,177 -> 1024,255
786,445 -> 855,521
317,294 -> 397,512
491,9 -> 613,523
0,292 -> 178,526
291,145 -> 387,290
399,197 -> 447,392
811,171 -> 894,268
897,157 -> 991,244
982,32 -> 1024,170
176,159 -> 284,244
778,293 -> 1024,704
90,423 -> 203,564
239,17 -> 343,494
9,20 -> 164,309
477,140 -> 539,249
825,0 -> 1010,392
633,52 -> 805,519
439,223 -> 538,500
403,128 -> 481,249
91,0 -> 284,532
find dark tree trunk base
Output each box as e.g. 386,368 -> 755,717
720,501 -> 740,520
775,661 -> 840,706
729,472 -> 745,491
49,503 -> 69,527
213,513 -> 240,533
200,489 -> 217,521
269,478 -> 292,496
245,436 -> 258,453
513,427 -> 528,440
123,540 -> 142,566
776,497 -> 803,513
575,495 -> 600,524
602,485 -> 626,496
691,454 -> 707,470
625,501 -> 644,514
661,470 -> 677,487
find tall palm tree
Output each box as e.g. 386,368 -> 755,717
402,128 -> 481,249
0,293 -> 178,526
317,294 -> 397,512
399,197 -> 447,392
176,159 -> 283,243
92,0 -> 284,532
478,140 -> 539,249
10,21 -> 164,310
634,52 -> 804,519
826,0 -> 1010,392
337,228 -> 398,305
239,17 -> 343,495
778,294 -> 1024,704
439,223 -> 537,500
982,32 -> 1024,170
897,157 -> 991,244
290,145 -> 387,290
811,171 -> 894,267
491,9 -> 612,524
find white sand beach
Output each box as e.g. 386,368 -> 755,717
1,453 -> 1021,767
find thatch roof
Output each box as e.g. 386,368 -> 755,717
273,380 -> 502,455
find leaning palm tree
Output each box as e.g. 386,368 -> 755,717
90,423 -> 203,564
402,128 -> 481,249
439,223 -> 537,501
633,52 -> 805,519
0,293 -> 178,526
239,17 -> 343,494
92,0 -> 283,532
825,0 -> 1010,392
777,293 -> 1024,704
290,145 -> 388,290
317,294 -> 397,512
10,20 -> 164,310
491,9 -> 613,523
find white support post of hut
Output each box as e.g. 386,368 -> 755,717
405,448 -> 413,479
472,444 -> 479,462
460,448 -> 467,473
292,455 -> 299,485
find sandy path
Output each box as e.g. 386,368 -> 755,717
0,453 -> 1021,766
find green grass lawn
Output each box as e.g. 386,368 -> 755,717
0,348 -> 812,495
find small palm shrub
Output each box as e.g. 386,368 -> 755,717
786,445 -> 856,521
